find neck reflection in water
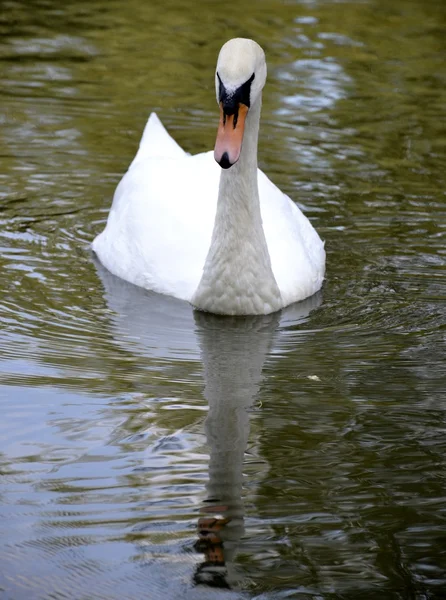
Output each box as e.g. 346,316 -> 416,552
193,311 -> 280,589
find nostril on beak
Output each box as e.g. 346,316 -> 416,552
218,152 -> 232,169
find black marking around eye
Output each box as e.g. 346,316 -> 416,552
217,72 -> 255,117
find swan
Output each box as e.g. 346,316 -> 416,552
92,38 -> 325,315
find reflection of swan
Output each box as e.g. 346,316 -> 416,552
92,38 -> 325,316
94,260 -> 321,593
193,312 -> 280,589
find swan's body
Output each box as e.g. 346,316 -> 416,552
93,39 -> 325,315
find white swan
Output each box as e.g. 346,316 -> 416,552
92,38 -> 325,315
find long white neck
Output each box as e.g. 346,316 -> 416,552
192,98 -> 282,315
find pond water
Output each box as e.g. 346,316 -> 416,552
0,0 -> 445,598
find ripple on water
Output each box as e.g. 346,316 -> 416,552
1,0 -> 446,598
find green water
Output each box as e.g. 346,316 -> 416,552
0,0 -> 445,598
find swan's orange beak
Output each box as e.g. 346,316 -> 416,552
214,103 -> 248,169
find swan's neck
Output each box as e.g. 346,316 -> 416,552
192,99 -> 282,315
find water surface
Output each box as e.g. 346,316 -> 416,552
0,0 -> 445,598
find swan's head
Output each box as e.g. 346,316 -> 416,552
214,38 -> 267,169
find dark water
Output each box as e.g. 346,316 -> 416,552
1,0 -> 445,598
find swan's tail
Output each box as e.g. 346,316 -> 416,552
133,112 -> 187,162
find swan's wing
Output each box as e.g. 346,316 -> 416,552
259,170 -> 326,305
93,150 -> 219,302
131,113 -> 187,164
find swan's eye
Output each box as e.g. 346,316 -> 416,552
217,72 -> 255,115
